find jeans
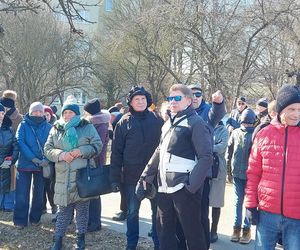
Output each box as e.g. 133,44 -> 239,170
233,177 -> 250,229
150,195 -> 159,247
256,210 -> 300,250
88,197 -> 101,228
0,190 -> 15,210
13,170 -> 44,226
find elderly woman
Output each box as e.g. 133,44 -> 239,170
44,102 -> 102,250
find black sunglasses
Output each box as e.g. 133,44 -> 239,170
193,92 -> 202,98
167,96 -> 182,102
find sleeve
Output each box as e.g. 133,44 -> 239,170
208,101 -> 226,128
77,124 -> 102,159
16,123 -> 38,161
213,128 -> 229,155
109,120 -> 126,183
44,128 -> 64,163
185,121 -> 213,193
11,131 -> 19,165
225,131 -> 235,162
245,136 -> 263,208
140,147 -> 160,184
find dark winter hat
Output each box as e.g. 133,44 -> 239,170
0,103 -> 5,112
256,98 -> 268,108
240,108 -> 256,124
237,96 -> 246,103
188,83 -> 203,93
50,105 -> 58,114
126,86 -> 153,108
0,90 -> 17,108
29,102 -> 44,115
276,85 -> 300,114
61,103 -> 80,116
108,106 -> 120,113
84,98 -> 101,115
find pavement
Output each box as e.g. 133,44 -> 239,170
100,183 -> 256,250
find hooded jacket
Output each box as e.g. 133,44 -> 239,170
16,114 -> 52,171
245,118 -> 300,219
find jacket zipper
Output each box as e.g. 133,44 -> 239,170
281,127 -> 288,215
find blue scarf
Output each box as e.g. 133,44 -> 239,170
57,115 -> 81,151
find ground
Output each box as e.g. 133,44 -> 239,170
0,211 -> 152,250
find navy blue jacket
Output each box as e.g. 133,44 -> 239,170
16,114 -> 52,171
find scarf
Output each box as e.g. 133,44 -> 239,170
57,115 -> 81,151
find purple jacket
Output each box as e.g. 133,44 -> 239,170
88,111 -> 110,166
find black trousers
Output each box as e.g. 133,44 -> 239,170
157,188 -> 207,250
42,177 -> 55,210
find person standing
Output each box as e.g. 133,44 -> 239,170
139,84 -> 213,250
13,102 -> 52,229
44,102 -> 102,250
226,108 -> 256,244
110,86 -> 163,250
0,104 -> 19,212
83,98 -> 111,232
245,84 -> 300,249
209,121 -> 229,243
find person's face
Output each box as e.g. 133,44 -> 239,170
63,110 -> 76,122
191,89 -> 203,109
237,101 -> 246,112
130,95 -> 147,112
256,105 -> 267,114
168,90 -> 192,114
45,112 -> 52,122
0,111 -> 5,122
31,110 -> 44,117
279,103 -> 300,126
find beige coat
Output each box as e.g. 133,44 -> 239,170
44,119 -> 102,207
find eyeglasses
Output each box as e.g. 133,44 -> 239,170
193,92 -> 202,98
167,96 -> 182,102
238,102 -> 245,106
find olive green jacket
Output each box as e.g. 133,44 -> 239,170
44,119 -> 102,207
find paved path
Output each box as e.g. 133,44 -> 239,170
101,184 -> 256,250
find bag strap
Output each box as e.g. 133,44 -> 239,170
30,126 -> 44,158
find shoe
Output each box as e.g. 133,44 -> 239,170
239,228 -> 251,244
75,233 -> 85,250
148,229 -> 153,237
51,205 -> 58,214
87,224 -> 101,232
230,227 -> 241,242
112,211 -> 127,221
14,224 -> 25,230
31,222 -> 41,226
210,231 -> 218,243
51,235 -> 63,250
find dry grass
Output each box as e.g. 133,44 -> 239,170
0,211 -> 153,250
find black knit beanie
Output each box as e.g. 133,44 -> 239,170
0,97 -> 15,108
240,108 -> 256,124
126,86 -> 152,108
276,85 -> 300,114
84,98 -> 101,115
256,98 -> 268,108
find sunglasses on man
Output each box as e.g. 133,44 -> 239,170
167,96 -> 182,102
193,92 -> 202,98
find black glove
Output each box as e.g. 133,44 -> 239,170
111,182 -> 120,193
246,207 -> 259,225
39,159 -> 49,168
32,158 -> 42,166
135,181 -> 156,201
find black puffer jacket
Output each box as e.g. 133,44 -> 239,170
110,109 -> 163,185
0,115 -> 19,194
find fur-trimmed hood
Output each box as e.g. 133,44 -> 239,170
86,110 -> 111,125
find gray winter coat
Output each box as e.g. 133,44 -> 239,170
44,119 -> 102,207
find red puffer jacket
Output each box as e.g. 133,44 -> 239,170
245,119 -> 300,219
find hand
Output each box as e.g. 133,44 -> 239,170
70,149 -> 81,159
212,90 -> 223,104
64,152 -> 75,163
135,180 -> 147,201
111,182 -> 120,192
246,208 -> 259,225
32,158 -> 42,166
39,159 -> 49,168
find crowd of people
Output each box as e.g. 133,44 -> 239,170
0,83 -> 299,250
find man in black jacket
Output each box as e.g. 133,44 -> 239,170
138,84 -> 213,250
110,86 -> 163,250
